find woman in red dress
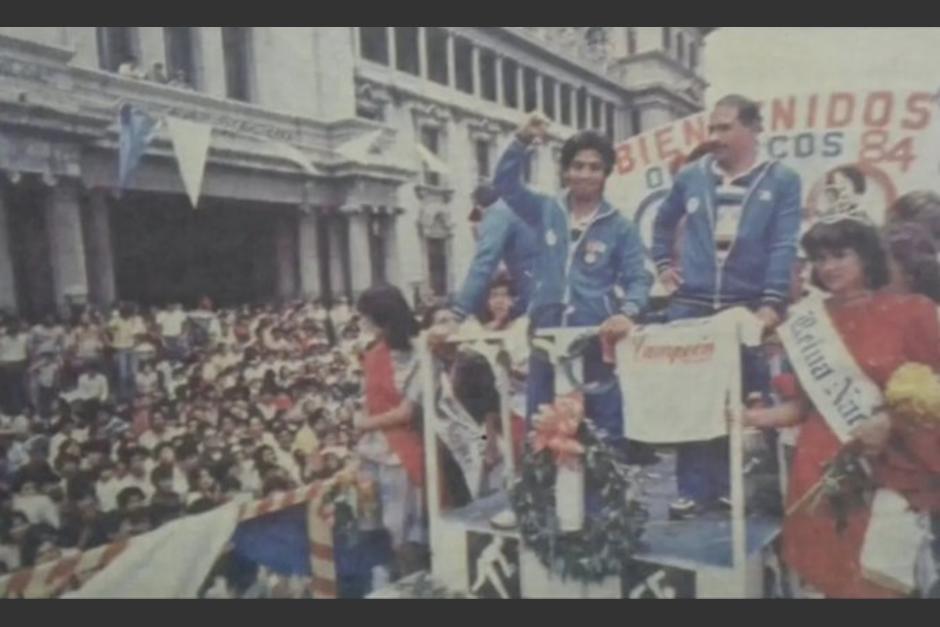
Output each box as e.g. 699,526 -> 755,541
744,217 -> 940,598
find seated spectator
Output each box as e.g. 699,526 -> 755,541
59,481 -> 110,551
168,69 -> 192,89
115,447 -> 154,500
147,62 -> 169,84
95,462 -> 123,514
12,477 -> 60,529
0,510 -> 30,573
149,465 -> 184,527
117,56 -> 146,79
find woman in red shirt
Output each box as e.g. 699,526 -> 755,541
745,217 -> 940,598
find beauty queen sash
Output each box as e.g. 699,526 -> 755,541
777,298 -> 884,443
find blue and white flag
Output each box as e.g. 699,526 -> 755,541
117,103 -> 161,191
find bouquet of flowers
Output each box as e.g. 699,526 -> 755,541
884,362 -> 940,429
789,361 -> 940,533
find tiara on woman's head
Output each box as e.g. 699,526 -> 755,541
814,203 -> 874,226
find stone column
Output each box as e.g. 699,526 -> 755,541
351,26 -> 361,58
137,27 -> 167,70
446,31 -> 456,88
534,72 -> 543,112
386,27 -> 397,69
297,212 -> 321,300
81,189 -> 116,309
346,210 -> 372,296
417,27 -> 428,78
494,53 -> 504,105
44,180 -> 89,314
311,27 -> 355,120
328,214 -> 349,300
568,86 -> 577,128
0,185 -> 18,314
275,212 -> 299,301
385,212 -> 402,289
196,27 -> 227,98
471,44 -> 481,97
554,79 -> 562,123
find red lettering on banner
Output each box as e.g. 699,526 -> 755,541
827,93 -> 855,129
902,92 -> 933,131
655,127 -> 680,162
682,116 -> 707,150
806,94 -> 819,129
616,143 -> 635,175
637,342 -> 716,365
863,91 -> 893,127
771,97 -> 797,132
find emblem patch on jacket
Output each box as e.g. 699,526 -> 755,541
546,229 -> 558,247
686,198 -> 700,214
584,240 -> 606,265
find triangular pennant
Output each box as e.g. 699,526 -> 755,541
117,103 -> 161,191
165,117 -> 212,209
268,140 -> 322,176
335,129 -> 384,164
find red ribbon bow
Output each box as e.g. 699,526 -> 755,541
532,393 -> 586,467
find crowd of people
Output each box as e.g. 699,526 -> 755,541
0,296 -> 370,593
117,56 -> 194,90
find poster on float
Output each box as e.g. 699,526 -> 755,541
606,90 -> 940,250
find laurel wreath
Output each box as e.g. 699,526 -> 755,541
509,416 -> 648,583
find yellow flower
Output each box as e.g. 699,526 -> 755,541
885,362 -> 940,427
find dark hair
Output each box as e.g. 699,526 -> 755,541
887,190 -> 940,243
801,219 -> 890,291
153,442 -> 174,460
827,166 -> 866,195
186,497 -> 217,515
356,284 -> 419,351
420,300 -> 452,331
478,273 -> 515,326
472,183 -> 499,209
451,350 -> 500,426
715,94 -> 763,131
884,222 -> 940,303
116,486 -> 146,510
151,464 -> 174,487
560,130 -> 616,177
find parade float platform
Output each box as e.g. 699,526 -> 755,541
370,451 -> 783,599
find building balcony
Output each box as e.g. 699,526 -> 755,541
0,31 -> 415,186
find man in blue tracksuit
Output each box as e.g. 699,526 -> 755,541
651,94 -> 803,518
453,184 -> 539,322
494,112 -> 652,448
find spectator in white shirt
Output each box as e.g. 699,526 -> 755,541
109,304 -> 146,403
28,315 -> 65,361
135,361 -> 160,398
68,366 -> 110,426
115,447 -> 155,501
95,462 -> 123,513
0,320 -> 30,416
117,56 -> 146,79
138,412 -> 171,451
12,478 -> 60,529
156,304 -> 189,361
